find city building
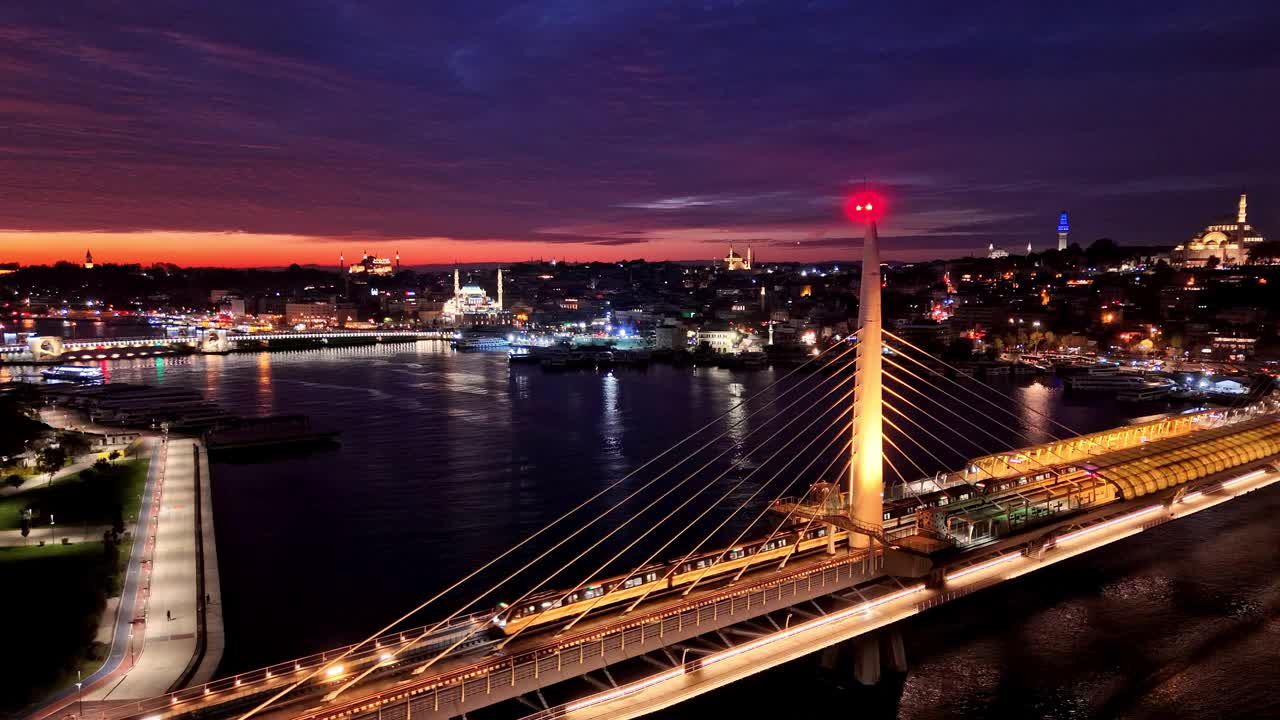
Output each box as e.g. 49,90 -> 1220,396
723,246 -> 753,271
84,249 -> 93,269
285,301 -> 335,327
987,243 -> 1009,259
442,268 -> 508,325
1171,193 -> 1267,267
1057,212 -> 1070,251
695,327 -> 757,353
655,322 -> 688,351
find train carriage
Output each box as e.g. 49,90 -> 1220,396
492,525 -> 850,635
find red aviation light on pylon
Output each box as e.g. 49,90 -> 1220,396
844,191 -> 885,224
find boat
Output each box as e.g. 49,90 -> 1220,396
40,366 -> 104,385
1066,373 -> 1175,401
507,348 -> 540,364
452,334 -> 510,351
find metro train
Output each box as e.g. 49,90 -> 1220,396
492,465 -> 1079,637
491,524 -> 850,635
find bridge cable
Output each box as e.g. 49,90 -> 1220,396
324,346 -> 863,697
884,331 -> 1082,438
528,395 -> 855,637
236,338 -> 857,719
570,403 -> 856,624
479,371 -> 856,644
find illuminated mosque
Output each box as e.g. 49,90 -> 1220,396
1171,193 -> 1266,267
723,246 -> 753,271
442,269 -> 507,325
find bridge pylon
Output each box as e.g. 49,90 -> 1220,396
848,200 -> 884,549
770,193 -> 887,553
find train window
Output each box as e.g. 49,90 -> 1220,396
958,492 -> 970,501
564,593 -> 579,604
778,538 -> 788,546
583,587 -> 603,600
814,528 -> 827,537
644,572 -> 658,582
727,549 -> 745,560
1018,477 -> 1028,485
883,512 -> 892,520
937,496 -> 949,506
624,576 -> 643,589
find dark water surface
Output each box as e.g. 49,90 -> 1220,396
65,343 -> 1279,718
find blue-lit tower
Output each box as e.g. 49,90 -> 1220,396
1056,211 -> 1070,251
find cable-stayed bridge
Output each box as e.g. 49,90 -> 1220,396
82,207 -> 1280,720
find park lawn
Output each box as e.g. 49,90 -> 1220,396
0,458 -> 150,530
0,540 -> 121,713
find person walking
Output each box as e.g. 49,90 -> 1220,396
166,609 -> 172,622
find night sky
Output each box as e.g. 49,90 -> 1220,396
2,1 -> 1278,266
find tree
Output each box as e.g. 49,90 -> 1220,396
59,433 -> 93,459
1205,255 -> 1221,270
108,449 -> 121,464
4,473 -> 23,489
93,457 -> 111,471
111,504 -> 125,536
37,446 -> 67,484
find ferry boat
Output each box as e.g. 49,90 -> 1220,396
451,334 -> 510,352
1066,373 -> 1175,401
40,366 -> 104,385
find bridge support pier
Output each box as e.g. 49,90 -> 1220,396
887,630 -> 908,674
853,635 -> 880,686
818,643 -> 841,670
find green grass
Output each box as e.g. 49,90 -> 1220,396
0,458 -> 150,530
0,541 -> 122,712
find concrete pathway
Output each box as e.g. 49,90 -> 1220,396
0,524 -> 114,547
1,457 -> 98,498
94,438 -> 201,700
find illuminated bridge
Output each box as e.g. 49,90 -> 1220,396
1,330 -> 451,361
39,206 -> 1280,720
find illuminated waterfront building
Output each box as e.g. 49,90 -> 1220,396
1171,193 -> 1267,267
442,268 -> 508,325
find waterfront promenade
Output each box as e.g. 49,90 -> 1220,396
27,427 -> 223,719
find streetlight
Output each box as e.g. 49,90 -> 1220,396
76,669 -> 83,719
49,514 -> 55,544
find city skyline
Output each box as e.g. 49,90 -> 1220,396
2,2 -> 1278,266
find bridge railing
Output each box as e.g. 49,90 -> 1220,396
105,612 -> 491,720
296,549 -> 876,720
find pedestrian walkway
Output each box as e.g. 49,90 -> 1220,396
92,438 -> 205,700
0,524 -> 113,547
